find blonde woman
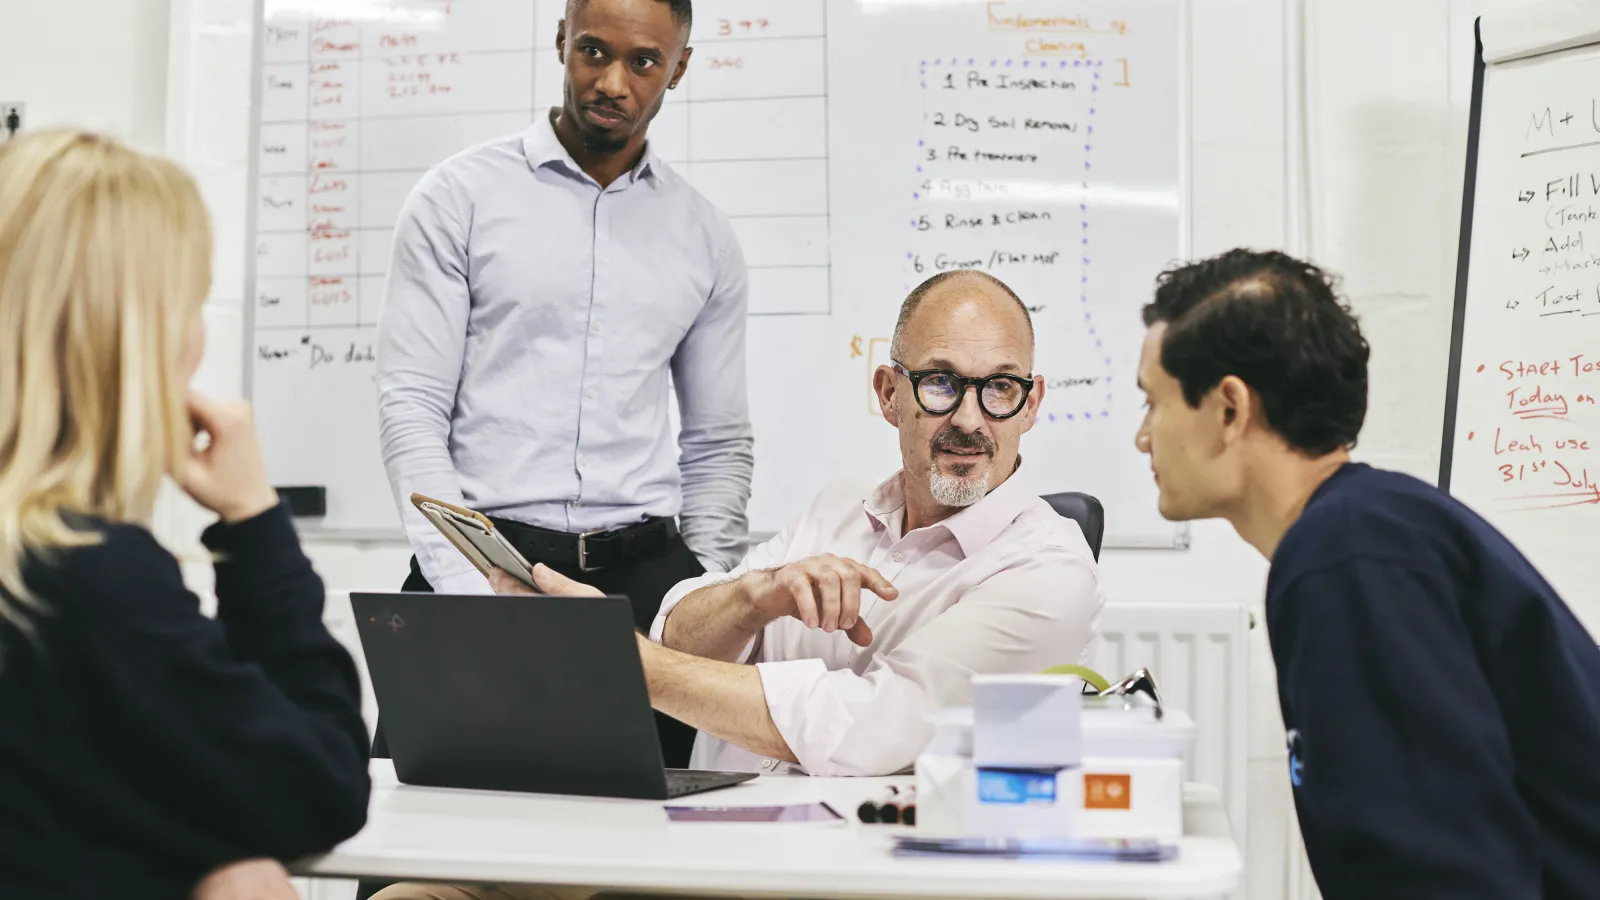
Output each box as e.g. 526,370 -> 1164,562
0,131 -> 370,898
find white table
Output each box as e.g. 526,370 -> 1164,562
293,761 -> 1241,899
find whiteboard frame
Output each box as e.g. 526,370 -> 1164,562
1480,0 -> 1600,65
234,0 -> 1197,549
1438,18 -> 1486,491
242,0 -> 265,409
1100,0 -> 1193,552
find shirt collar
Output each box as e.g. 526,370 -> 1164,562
862,460 -> 1036,557
521,108 -> 663,187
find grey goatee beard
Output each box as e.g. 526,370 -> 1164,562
929,467 -> 990,507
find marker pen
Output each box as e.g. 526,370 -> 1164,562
879,786 -> 917,825
857,785 -> 900,823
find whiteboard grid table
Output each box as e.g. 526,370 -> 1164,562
294,760 -> 1241,900
243,0 -> 1192,551
255,6 -> 834,326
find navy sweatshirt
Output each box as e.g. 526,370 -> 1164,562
0,503 -> 371,899
1267,464 -> 1600,900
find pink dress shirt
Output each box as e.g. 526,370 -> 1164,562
649,465 -> 1103,777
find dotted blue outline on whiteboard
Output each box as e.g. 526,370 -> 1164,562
915,58 -> 1111,424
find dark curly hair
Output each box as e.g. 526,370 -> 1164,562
1141,249 -> 1370,456
567,0 -> 692,29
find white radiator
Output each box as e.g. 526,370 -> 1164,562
1092,602 -> 1252,854
1285,822 -> 1322,900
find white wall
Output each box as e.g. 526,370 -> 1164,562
0,0 -> 172,149
7,0 -> 1532,897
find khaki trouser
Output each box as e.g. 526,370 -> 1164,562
370,885 -> 723,900
371,887 -> 594,900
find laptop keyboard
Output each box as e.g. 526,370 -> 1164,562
665,769 -> 758,798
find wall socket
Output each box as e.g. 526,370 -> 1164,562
1,103 -> 24,142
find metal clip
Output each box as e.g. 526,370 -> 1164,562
1095,667 -> 1164,720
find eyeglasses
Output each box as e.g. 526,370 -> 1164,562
891,360 -> 1036,420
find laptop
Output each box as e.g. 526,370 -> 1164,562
350,591 -> 758,801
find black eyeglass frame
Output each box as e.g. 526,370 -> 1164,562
890,360 -> 1038,420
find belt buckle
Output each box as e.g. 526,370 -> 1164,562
577,529 -> 605,573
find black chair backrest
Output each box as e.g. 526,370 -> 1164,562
1041,492 -> 1105,561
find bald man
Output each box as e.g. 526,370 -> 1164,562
493,271 -> 1104,777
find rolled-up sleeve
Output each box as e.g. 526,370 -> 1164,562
671,220 -> 754,574
757,543 -> 1102,777
649,520 -> 797,658
375,167 -> 490,596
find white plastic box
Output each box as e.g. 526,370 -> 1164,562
967,764 -> 1085,837
970,674 -> 1083,768
1075,708 -> 1195,839
1073,757 -> 1187,839
915,704 -> 1196,840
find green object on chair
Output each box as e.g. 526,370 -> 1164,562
1040,664 -> 1110,692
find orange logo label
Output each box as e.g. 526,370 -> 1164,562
1084,773 -> 1132,810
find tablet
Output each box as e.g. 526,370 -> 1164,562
410,493 -> 539,591
664,802 -> 845,824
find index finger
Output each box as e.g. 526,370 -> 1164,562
849,561 -> 898,600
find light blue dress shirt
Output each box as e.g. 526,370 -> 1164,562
377,111 -> 753,595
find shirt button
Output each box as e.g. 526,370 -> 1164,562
586,388 -> 597,399
597,254 -> 609,266
761,759 -> 776,771
893,552 -> 904,562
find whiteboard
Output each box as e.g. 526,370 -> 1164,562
1441,2 -> 1600,631
245,0 -> 1190,548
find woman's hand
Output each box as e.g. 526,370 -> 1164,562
176,392 -> 279,523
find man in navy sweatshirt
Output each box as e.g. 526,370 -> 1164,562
1133,248 -> 1600,900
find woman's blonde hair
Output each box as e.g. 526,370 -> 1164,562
0,130 -> 213,639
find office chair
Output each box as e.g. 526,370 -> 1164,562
1042,492 -> 1104,561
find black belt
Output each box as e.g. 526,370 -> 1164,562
489,515 -> 678,573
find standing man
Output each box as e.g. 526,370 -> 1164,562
376,0 -> 750,770
1134,249 -> 1600,899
